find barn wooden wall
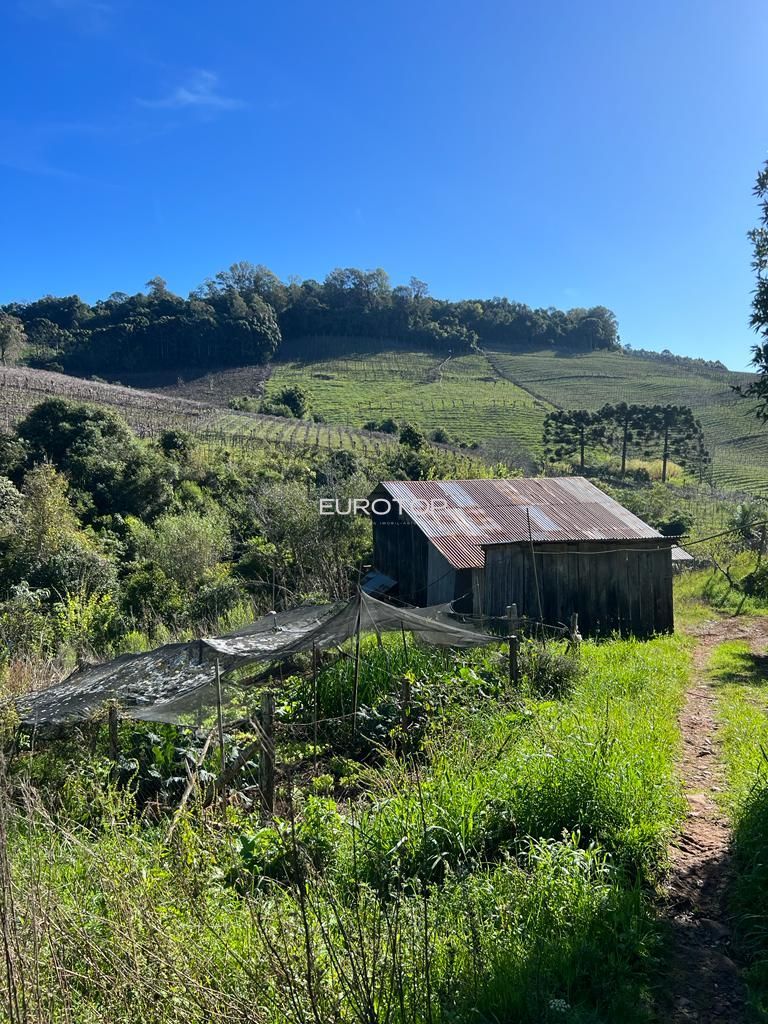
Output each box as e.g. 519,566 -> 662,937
426,546 -> 456,604
481,541 -> 674,637
371,506 -> 432,605
371,504 -> 476,607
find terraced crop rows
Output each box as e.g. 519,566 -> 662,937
270,351 -> 550,457
0,367 -> 217,436
214,410 -> 397,455
209,410 -> 488,475
487,350 -> 768,494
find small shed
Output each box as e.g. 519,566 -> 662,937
369,477 -> 675,637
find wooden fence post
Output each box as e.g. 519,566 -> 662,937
215,658 -> 226,770
401,674 -> 411,736
510,636 -> 520,689
507,605 -> 520,689
569,612 -> 582,652
312,642 -> 319,776
259,691 -> 275,819
352,600 -> 362,741
508,603 -> 518,635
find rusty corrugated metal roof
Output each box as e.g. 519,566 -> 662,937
375,477 -> 666,569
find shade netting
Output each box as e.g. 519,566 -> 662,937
14,593 -> 496,726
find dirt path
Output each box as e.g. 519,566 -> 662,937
658,616 -> 768,1022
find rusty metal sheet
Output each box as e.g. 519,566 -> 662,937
376,477 -> 664,569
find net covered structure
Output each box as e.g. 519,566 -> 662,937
13,593 -> 497,727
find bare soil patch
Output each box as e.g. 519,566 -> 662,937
111,364 -> 272,403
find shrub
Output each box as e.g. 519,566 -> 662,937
314,449 -> 359,485
258,400 -> 294,418
173,479 -> 208,511
158,429 -> 195,461
131,509 -> 230,591
276,384 -> 309,418
233,796 -> 343,886
0,583 -> 55,657
28,541 -> 118,600
363,417 -> 399,434
520,639 -> 583,698
188,566 -> 248,625
0,475 -> 23,539
657,512 -> 694,537
53,591 -> 117,654
742,562 -> 768,597
121,562 -> 184,626
399,422 -> 426,450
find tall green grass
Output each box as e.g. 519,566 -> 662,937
0,634 -> 689,1023
712,641 -> 768,1016
347,638 -> 686,892
674,559 -> 768,629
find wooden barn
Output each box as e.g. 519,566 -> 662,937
368,477 -> 675,637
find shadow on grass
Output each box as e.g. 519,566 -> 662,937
730,784 -> 768,1020
710,650 -> 768,688
657,845 -> 748,1023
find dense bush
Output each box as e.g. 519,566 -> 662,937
27,542 -> 118,600
742,562 -> 768,597
520,639 -> 583,698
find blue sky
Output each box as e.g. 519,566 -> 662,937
1,0 -> 766,369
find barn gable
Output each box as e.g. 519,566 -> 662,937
369,478 -> 674,637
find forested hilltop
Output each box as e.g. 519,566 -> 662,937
1,263 -> 620,375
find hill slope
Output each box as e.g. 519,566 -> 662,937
0,366 -> 402,460
2,344 -> 764,493
264,346 -> 767,494
486,349 -> 767,494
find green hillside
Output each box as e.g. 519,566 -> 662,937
4,344 -> 764,495
0,365 -> 487,477
268,346 -> 768,494
487,349 -> 768,494
268,350 -> 549,467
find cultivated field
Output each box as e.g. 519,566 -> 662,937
0,366 -> 401,460
269,346 -> 768,494
269,351 -> 549,466
2,344 -> 765,493
487,349 -> 768,494
0,366 -> 218,435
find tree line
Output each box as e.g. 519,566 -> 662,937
543,402 -> 710,482
740,158 -> 768,418
0,263 -> 620,376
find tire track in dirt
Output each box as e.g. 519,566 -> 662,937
657,616 -> 768,1022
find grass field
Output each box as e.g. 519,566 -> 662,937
269,350 -> 549,465
711,640 -> 768,1016
487,349 -> 768,495
268,345 -> 768,493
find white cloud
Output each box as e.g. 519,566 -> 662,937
18,0 -> 114,31
0,153 -> 103,185
138,70 -> 245,113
